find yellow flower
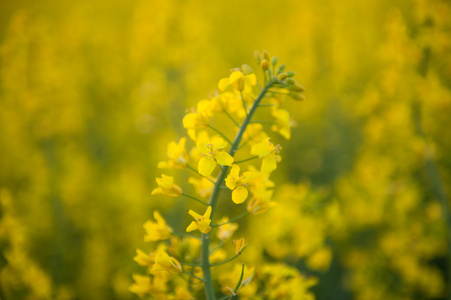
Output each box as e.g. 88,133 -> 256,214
196,132 -> 234,177
233,238 -> 247,255
225,165 -> 254,204
143,211 -> 173,241
133,249 -> 155,267
217,217 -> 239,240
186,206 -> 212,234
250,138 -> 281,173
246,168 -> 275,214
151,251 -> 182,276
243,166 -> 276,214
158,138 -> 189,169
182,100 -> 214,140
271,108 -> 295,140
212,92 -> 245,118
247,192 -> 275,215
151,174 -> 182,197
129,274 -> 154,298
243,123 -> 268,145
218,71 -> 257,93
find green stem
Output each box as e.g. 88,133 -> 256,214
240,91 -> 248,116
181,193 -> 208,206
234,156 -> 259,164
233,264 -> 245,293
207,124 -> 233,145
201,83 -> 273,300
211,248 -> 246,267
223,109 -> 240,127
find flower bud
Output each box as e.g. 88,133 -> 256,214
260,59 -> 269,71
277,73 -> 288,81
262,50 -> 270,60
271,56 -> 278,66
291,83 -> 305,92
254,51 -> 262,63
241,64 -> 254,75
277,64 -> 286,74
291,93 -> 305,101
286,71 -> 296,77
286,78 -> 296,85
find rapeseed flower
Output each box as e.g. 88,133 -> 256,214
132,52 -> 308,299
129,274 -> 154,298
225,164 -> 254,204
151,252 -> 182,276
158,137 -> 189,169
196,132 -> 233,176
143,211 -> 173,241
151,174 -> 182,197
250,138 -> 281,173
186,206 -> 212,234
218,70 -> 257,93
183,100 -> 214,140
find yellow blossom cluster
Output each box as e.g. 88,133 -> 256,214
1,1 -> 450,299
130,52 -> 315,299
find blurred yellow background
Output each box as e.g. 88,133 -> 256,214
1,0 -> 450,299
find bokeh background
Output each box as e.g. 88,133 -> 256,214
1,0 -> 450,299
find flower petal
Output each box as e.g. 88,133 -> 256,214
215,152 -> 234,166
225,175 -> 237,190
186,221 -> 199,232
261,156 -> 277,173
250,139 -> 270,157
229,71 -> 243,84
218,77 -> 229,91
198,156 -> 216,176
244,73 -> 257,86
232,186 -> 248,204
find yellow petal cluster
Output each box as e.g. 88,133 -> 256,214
158,138 -> 189,169
225,164 -> 254,204
151,174 -> 182,197
196,132 -> 234,176
182,100 -> 214,140
133,53 -> 310,299
186,206 -> 212,234
250,138 -> 281,173
143,211 -> 173,241
218,71 -> 257,93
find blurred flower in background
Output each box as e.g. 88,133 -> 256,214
0,0 -> 450,299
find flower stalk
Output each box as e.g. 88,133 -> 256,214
130,51 -> 304,300
201,83 -> 273,299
